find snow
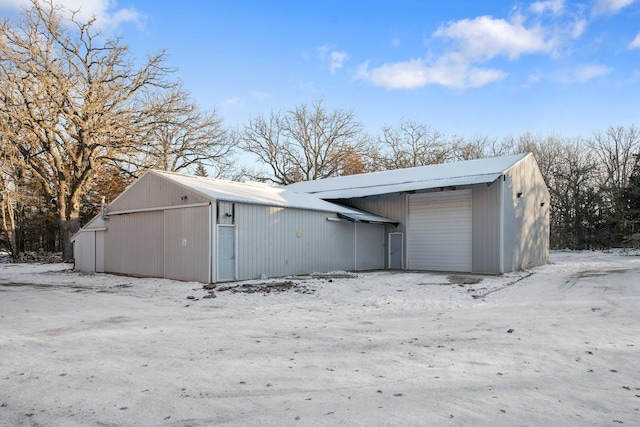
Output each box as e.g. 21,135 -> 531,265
149,170 -> 394,220
1,251 -> 639,426
285,153 -> 529,199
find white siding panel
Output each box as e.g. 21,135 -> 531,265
234,204 -> 354,280
164,206 -> 210,282
73,231 -> 96,272
407,190 -> 472,272
355,222 -> 385,270
104,211 -> 164,277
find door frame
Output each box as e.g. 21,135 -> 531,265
216,224 -> 237,282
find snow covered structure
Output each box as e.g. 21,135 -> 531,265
287,152 -> 550,274
73,153 -> 549,282
72,170 -> 397,283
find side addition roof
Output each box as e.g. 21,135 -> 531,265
285,153 -> 530,199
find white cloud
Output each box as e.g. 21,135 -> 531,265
0,0 -> 144,29
356,15 -> 553,90
629,32 -> 640,49
530,0 -> 565,14
591,0 -> 637,16
315,45 -> 349,74
355,55 -> 507,90
571,64 -> 612,82
434,15 -> 557,60
571,19 -> 588,38
329,51 -> 348,74
221,97 -> 243,110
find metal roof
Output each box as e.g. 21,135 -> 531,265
151,170 -> 398,223
286,153 -> 529,199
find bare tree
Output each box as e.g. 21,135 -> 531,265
590,125 -> 640,196
452,134 -> 510,161
242,100 -> 367,184
133,86 -> 237,177
377,119 -> 449,169
0,0 -> 180,258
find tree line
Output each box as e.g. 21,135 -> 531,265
1,1 -> 639,260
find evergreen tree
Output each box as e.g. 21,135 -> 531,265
195,163 -> 208,177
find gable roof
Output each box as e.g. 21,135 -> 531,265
150,171 -> 397,224
285,153 -> 530,199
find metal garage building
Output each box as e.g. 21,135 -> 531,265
287,153 -> 550,274
73,170 -> 397,283
74,153 -> 549,282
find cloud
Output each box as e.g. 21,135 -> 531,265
356,15 -> 553,89
591,0 -> 637,16
355,55 -> 507,90
315,45 -> 349,74
0,0 -> 144,29
629,32 -> 640,49
570,64 -> 612,82
221,97 -> 243,110
329,51 -> 348,74
434,15 -> 557,60
250,91 -> 271,101
530,0 -> 565,14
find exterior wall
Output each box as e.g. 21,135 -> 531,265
104,211 -> 164,277
471,180 -> 502,274
234,204 -> 358,280
164,206 -> 210,283
354,222 -> 386,270
72,215 -> 107,273
73,230 -> 96,272
108,171 -> 209,213
340,183 -> 505,274
502,154 -> 550,271
338,193 -> 405,268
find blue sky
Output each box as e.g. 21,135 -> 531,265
2,0 -> 640,140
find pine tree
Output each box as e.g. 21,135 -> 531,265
195,163 -> 208,177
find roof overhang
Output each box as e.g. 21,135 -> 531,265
312,172 -> 503,199
335,205 -> 399,225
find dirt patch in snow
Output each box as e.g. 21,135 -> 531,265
211,281 -> 314,295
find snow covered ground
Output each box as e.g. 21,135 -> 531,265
1,251 -> 639,426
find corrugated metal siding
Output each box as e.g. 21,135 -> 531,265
338,193 -> 406,268
472,181 -> 502,273
164,206 -> 210,282
355,222 -> 385,270
234,204 -> 354,280
73,231 -> 95,272
104,211 -> 164,277
407,190 -> 473,272
503,154 -> 550,271
95,231 -> 105,273
108,172 -> 209,212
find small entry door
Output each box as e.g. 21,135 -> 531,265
389,232 -> 403,269
217,225 -> 235,282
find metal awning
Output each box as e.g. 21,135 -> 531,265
336,206 -> 399,225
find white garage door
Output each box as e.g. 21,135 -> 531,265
407,190 -> 472,272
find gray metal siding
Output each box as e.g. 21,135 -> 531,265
108,172 -> 209,213
355,222 -> 385,270
407,190 -> 473,272
234,204 -> 355,280
73,231 -> 95,272
472,181 -> 502,273
338,193 -> 405,268
104,211 -> 164,277
164,206 -> 210,282
502,154 -> 550,271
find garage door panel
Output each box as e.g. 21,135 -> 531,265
407,190 -> 472,272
